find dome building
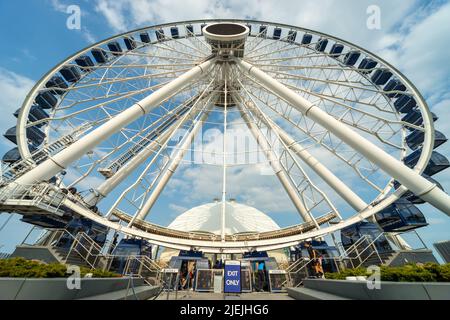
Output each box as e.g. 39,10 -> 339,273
158,200 -> 290,264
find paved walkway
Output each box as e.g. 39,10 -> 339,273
156,291 -> 294,300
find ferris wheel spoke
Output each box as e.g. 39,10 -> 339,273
153,36 -> 209,58
242,74 -> 404,150
237,77 -> 387,192
234,91 -> 340,223
107,86 -> 217,220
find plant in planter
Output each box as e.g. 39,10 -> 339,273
325,263 -> 450,282
0,258 -> 120,278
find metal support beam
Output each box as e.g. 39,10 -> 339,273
132,104 -> 214,223
268,118 -> 368,212
12,59 -> 215,187
236,59 -> 450,217
237,103 -> 315,224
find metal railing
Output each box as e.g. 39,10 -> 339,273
123,255 -> 162,286
335,233 -> 386,269
0,252 -> 11,260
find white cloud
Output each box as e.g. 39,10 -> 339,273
0,68 -> 35,133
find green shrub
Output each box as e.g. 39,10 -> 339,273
0,258 -> 120,279
325,263 -> 450,282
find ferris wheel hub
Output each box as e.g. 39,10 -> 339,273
203,23 -> 249,58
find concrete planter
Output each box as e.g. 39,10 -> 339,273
0,277 -> 158,300
299,279 -> 450,300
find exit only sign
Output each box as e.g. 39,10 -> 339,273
224,260 -> 241,293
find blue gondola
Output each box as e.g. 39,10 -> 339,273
110,239 -> 153,273
301,33 -> 312,44
35,91 -> 58,109
315,38 -> 328,52
60,66 -> 81,83
287,30 -> 297,42
2,147 -> 21,163
406,130 -> 447,150
371,69 -> 392,85
259,25 -> 267,37
375,199 -> 428,232
185,25 -> 194,36
358,58 -> 377,73
155,29 -> 165,41
4,126 -> 45,146
45,76 -> 68,95
170,27 -> 179,39
21,215 -> 67,229
91,48 -> 108,63
273,27 -> 282,40
329,43 -> 344,57
247,24 -> 252,35
75,55 -> 95,72
394,95 -> 416,113
384,79 -> 406,98
403,149 -> 450,176
200,24 -> 207,35
290,240 -> 340,273
343,51 -> 360,66
140,32 -> 151,43
57,217 -> 108,249
402,109 -> 438,128
124,36 -> 137,50
107,41 -> 122,55
341,221 -> 393,253
14,105 -> 49,128
394,174 -> 444,204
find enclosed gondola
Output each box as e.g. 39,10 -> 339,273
273,27 -> 282,40
371,69 -> 392,85
406,129 -> 447,150
60,66 -> 82,83
315,38 -> 328,52
4,126 -> 45,146
340,221 -> 393,253
35,91 -> 58,109
107,41 -> 122,55
343,51 -> 360,66
45,76 -> 68,95
403,149 -> 450,176
91,48 -> 108,64
329,43 -> 344,57
375,199 -> 428,232
170,27 -> 180,39
110,238 -> 153,273
123,36 -> 137,50
140,32 -> 151,43
301,33 -> 312,44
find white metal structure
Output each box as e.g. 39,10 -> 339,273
1,19 -> 449,254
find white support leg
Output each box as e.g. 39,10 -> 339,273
132,104 -> 214,223
237,103 -> 315,224
236,59 -> 450,217
268,118 -> 368,212
13,59 -> 216,187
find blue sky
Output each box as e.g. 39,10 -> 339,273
0,0 -> 450,259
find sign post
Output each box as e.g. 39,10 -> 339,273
224,260 -> 241,294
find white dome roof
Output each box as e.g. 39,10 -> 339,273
168,201 -> 280,235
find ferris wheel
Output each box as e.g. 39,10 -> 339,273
1,19 -> 450,254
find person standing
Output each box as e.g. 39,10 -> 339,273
256,261 -> 266,292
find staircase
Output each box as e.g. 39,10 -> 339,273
50,246 -> 93,269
